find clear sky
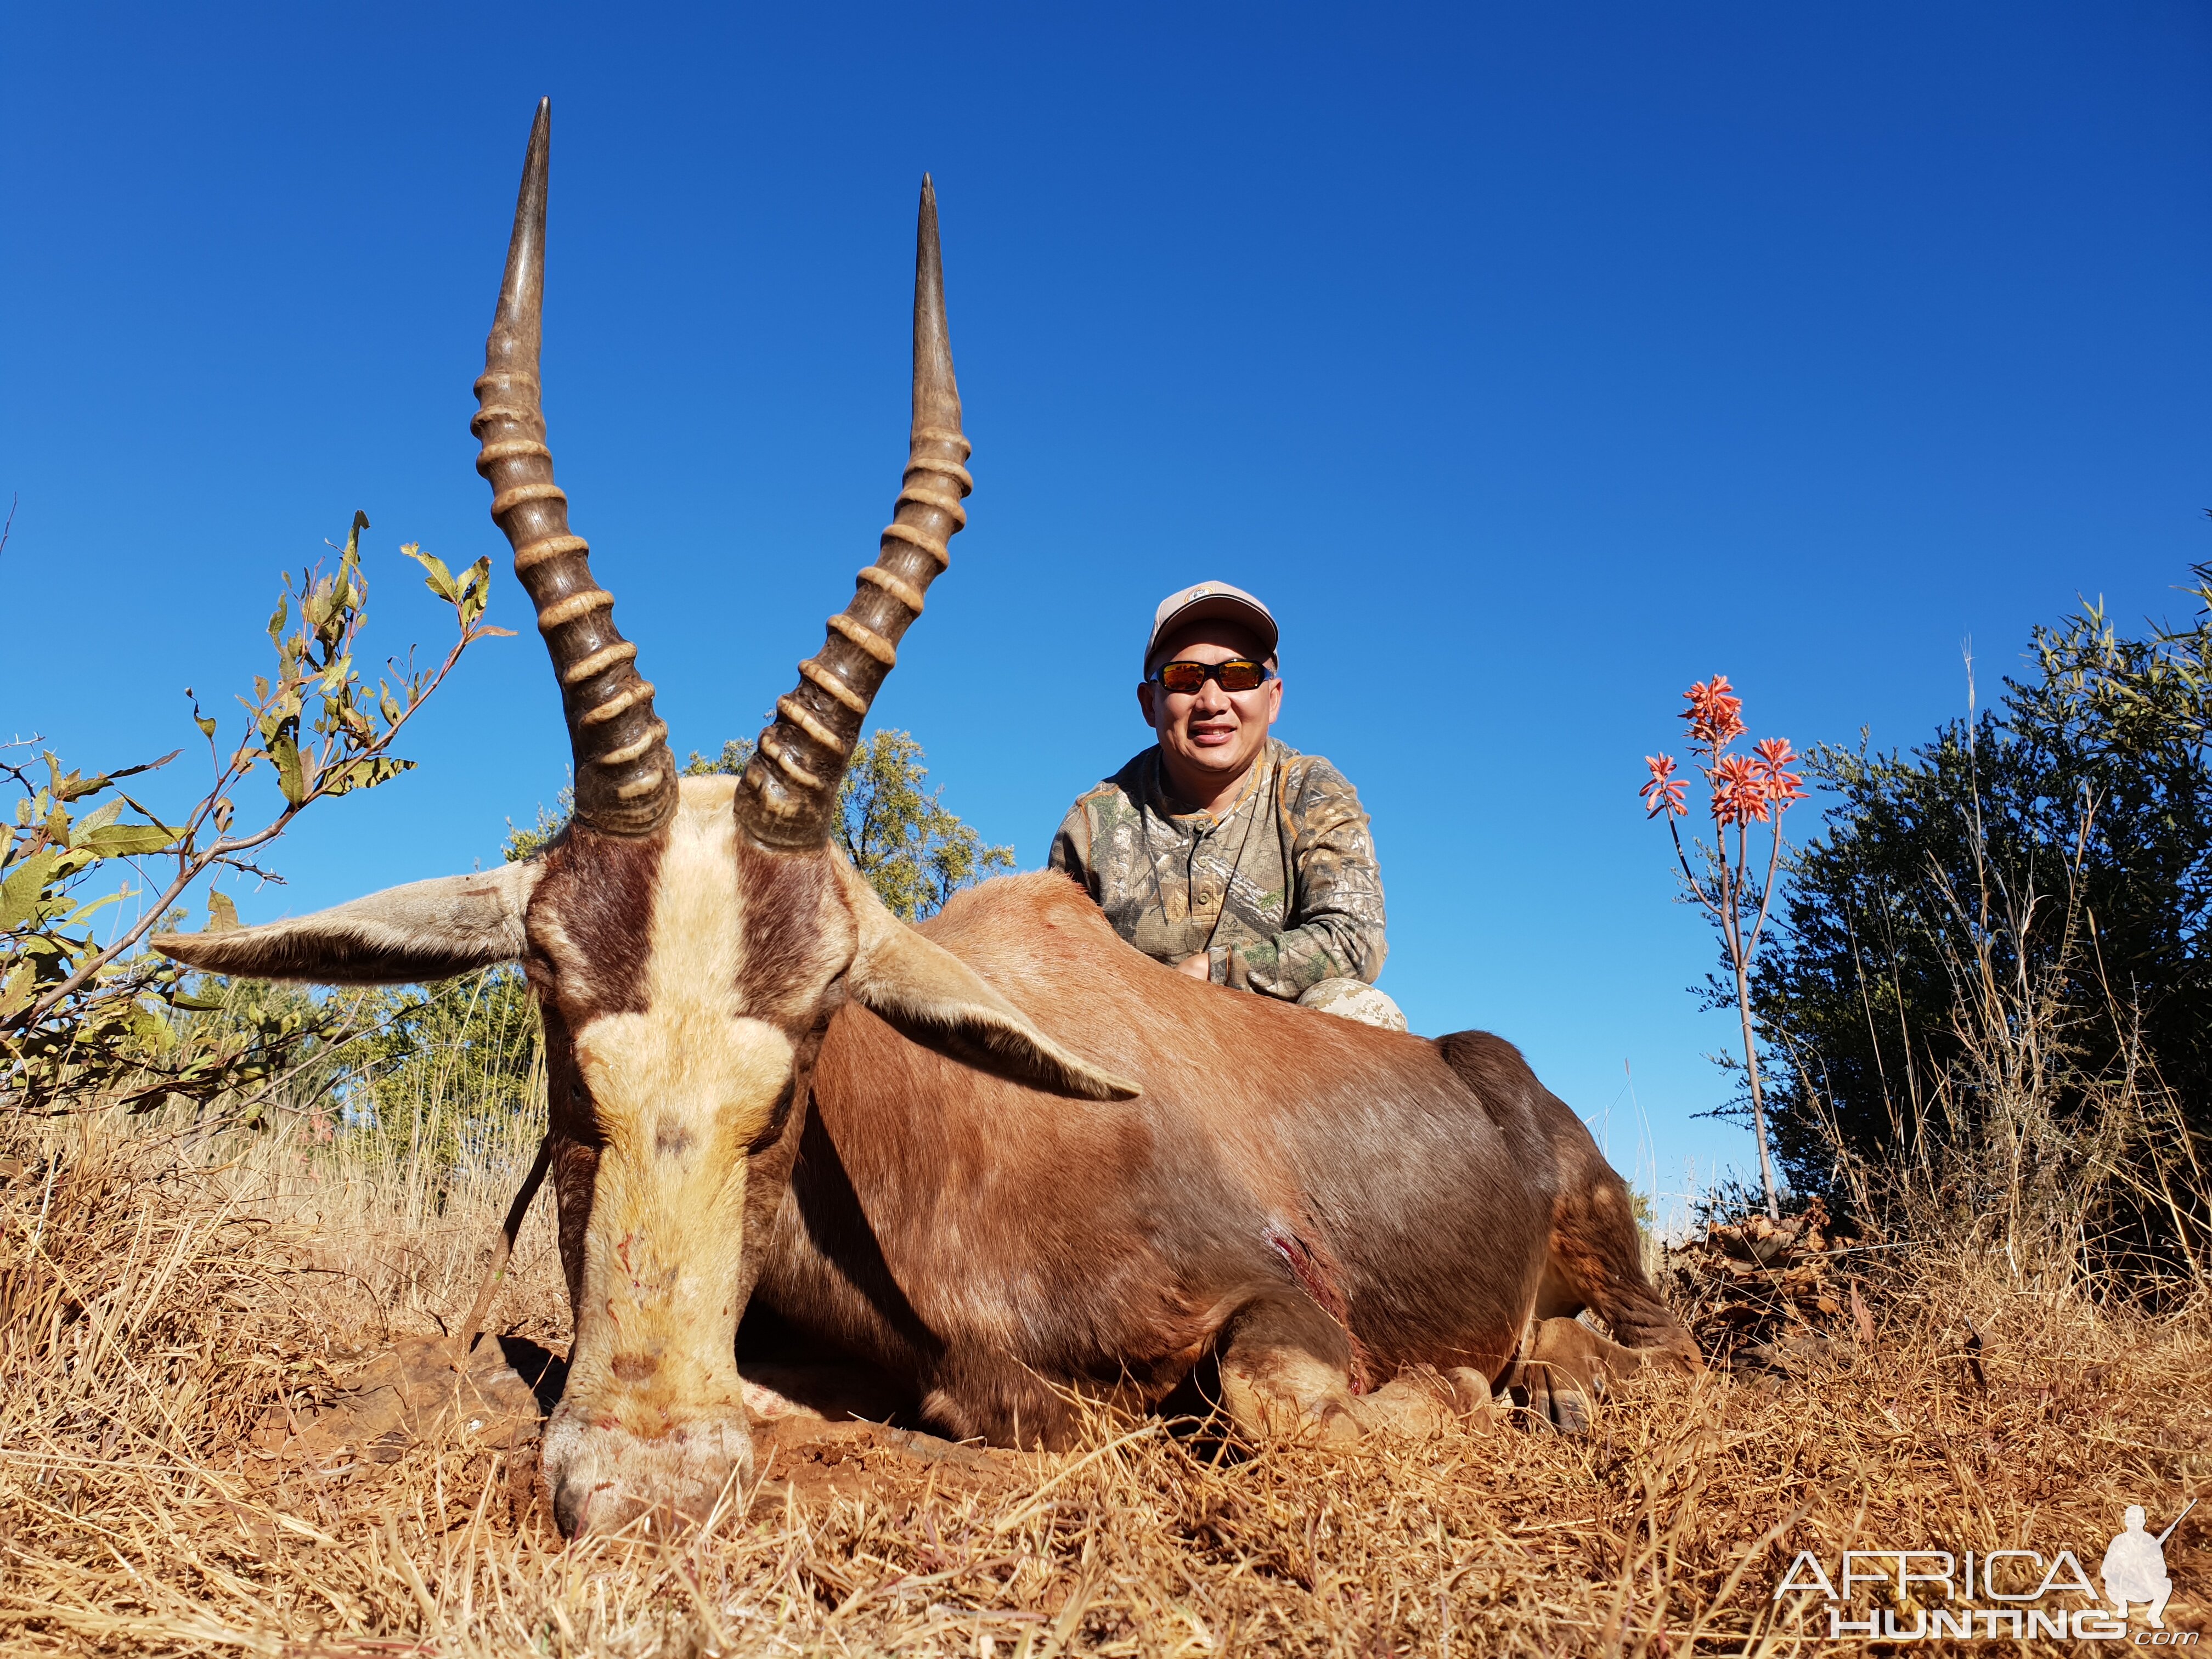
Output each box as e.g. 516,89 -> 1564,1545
6,4 -> 2208,1212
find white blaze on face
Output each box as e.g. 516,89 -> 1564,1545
561,791 -> 793,1463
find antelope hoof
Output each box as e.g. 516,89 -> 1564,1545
1511,1316 -> 1626,1435
1521,1367 -> 1595,1434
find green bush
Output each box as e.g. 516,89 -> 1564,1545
1756,565 -> 2212,1284
1,512 -> 507,1120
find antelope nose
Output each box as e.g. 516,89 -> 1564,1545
550,1471 -> 599,1539
539,1408 -> 756,1538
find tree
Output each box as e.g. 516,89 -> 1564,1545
1753,566 -> 2212,1274
823,731 -> 1018,922
510,730 -> 1013,922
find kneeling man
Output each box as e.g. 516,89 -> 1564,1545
1050,582 -> 1405,1030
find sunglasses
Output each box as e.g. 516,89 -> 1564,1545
1150,658 -> 1277,694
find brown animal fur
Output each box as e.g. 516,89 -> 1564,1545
749,870 -> 1697,1447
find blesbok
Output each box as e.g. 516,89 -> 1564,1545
157,103 -> 1697,1537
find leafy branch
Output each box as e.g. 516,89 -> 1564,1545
2,512 -> 512,1112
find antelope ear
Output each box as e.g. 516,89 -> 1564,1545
836,860 -> 1139,1102
151,862 -> 541,985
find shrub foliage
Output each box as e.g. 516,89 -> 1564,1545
0,514 -> 506,1117
1756,566 -> 2212,1280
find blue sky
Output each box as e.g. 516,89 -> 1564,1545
6,4 -> 2208,1210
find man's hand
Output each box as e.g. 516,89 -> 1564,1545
1176,952 -> 1213,981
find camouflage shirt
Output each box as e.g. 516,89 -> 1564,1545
1048,740 -> 1387,999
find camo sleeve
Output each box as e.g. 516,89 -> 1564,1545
1214,758 -> 1388,998
1046,800 -> 1095,894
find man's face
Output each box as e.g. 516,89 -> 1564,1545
1136,621 -> 1284,800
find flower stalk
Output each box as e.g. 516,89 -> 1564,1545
1642,676 -> 1806,1220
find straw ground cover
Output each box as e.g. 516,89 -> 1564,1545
3,1087 -> 2207,1658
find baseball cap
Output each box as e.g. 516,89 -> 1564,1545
1142,580 -> 1279,672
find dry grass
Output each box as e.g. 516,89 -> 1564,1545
2,1103 -> 2208,1657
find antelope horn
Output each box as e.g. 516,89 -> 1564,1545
735,176 -> 972,848
473,99 -> 676,838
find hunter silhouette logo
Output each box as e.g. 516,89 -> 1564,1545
1774,1503 -> 2196,1643
2106,1502 -> 2193,1631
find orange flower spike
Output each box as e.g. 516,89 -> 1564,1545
1681,675 -> 1747,749
1640,753 -> 1689,819
1752,736 -> 1807,806
1712,753 -> 1772,825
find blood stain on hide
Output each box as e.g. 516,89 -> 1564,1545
1263,1217 -> 1375,1392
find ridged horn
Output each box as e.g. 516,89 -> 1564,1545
734,175 -> 972,848
472,99 -> 676,838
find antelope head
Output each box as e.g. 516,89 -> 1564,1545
155,101 -> 1134,1537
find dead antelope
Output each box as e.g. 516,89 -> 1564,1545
159,102 -> 1697,1538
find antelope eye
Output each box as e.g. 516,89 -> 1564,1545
746,1080 -> 798,1155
